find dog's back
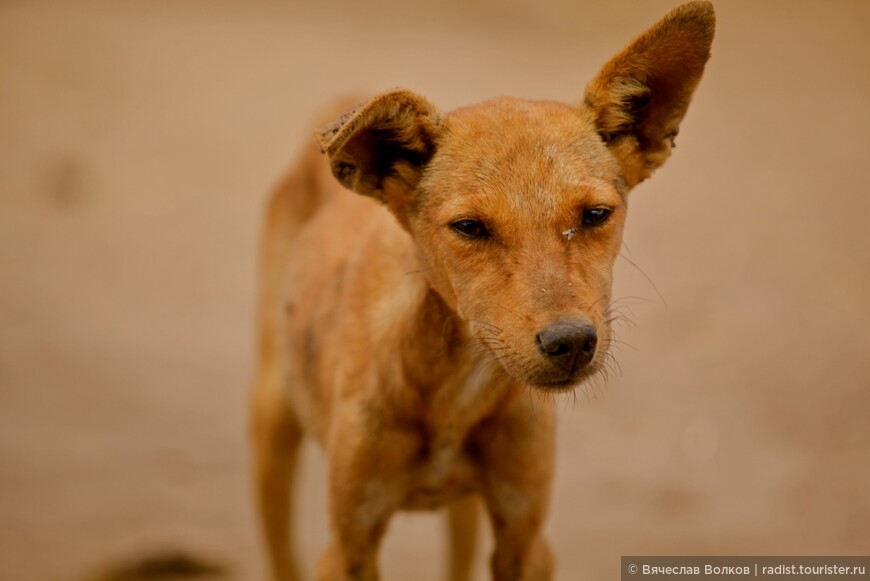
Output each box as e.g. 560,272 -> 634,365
256,96 -> 372,367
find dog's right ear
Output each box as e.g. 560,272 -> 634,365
316,89 -> 442,229
583,1 -> 715,188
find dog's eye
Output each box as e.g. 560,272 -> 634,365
581,207 -> 612,228
451,219 -> 489,239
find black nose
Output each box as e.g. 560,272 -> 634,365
535,320 -> 598,373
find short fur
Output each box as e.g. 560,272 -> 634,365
251,3 -> 715,580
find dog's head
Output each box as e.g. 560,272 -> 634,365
317,2 -> 714,389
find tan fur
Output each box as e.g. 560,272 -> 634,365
251,3 -> 714,580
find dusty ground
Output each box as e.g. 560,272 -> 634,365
1,1 -> 869,580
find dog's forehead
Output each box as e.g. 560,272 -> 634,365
431,98 -> 620,199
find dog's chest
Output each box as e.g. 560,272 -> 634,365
400,366 -> 498,510
402,427 -> 478,510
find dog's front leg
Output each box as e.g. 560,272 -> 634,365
480,399 -> 556,581
316,404 -> 418,581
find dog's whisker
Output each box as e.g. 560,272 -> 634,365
607,336 -> 638,352
603,351 -> 623,377
473,343 -> 502,352
471,343 -> 505,353
605,315 -> 637,329
617,253 -> 668,309
588,296 -> 613,312
478,330 -> 502,338
607,295 -> 656,308
470,319 -> 502,331
476,345 -> 507,353
604,303 -> 639,322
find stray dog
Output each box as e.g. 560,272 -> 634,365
251,3 -> 714,580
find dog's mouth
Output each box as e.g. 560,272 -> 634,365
524,361 -> 604,391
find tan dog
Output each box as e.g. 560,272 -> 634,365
251,3 -> 715,580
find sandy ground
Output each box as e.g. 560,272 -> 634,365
1,1 -> 869,579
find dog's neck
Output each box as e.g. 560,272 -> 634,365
393,277 -> 505,394
401,287 -> 459,387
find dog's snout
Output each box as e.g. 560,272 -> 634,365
534,320 -> 597,372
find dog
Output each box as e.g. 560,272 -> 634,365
250,3 -> 715,580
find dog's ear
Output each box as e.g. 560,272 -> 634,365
316,89 -> 441,229
584,1 -> 715,188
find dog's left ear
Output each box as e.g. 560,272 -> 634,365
584,1 -> 715,188
316,89 -> 442,229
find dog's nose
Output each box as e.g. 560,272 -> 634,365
535,320 -> 598,372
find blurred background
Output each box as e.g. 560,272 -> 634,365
1,0 -> 868,579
